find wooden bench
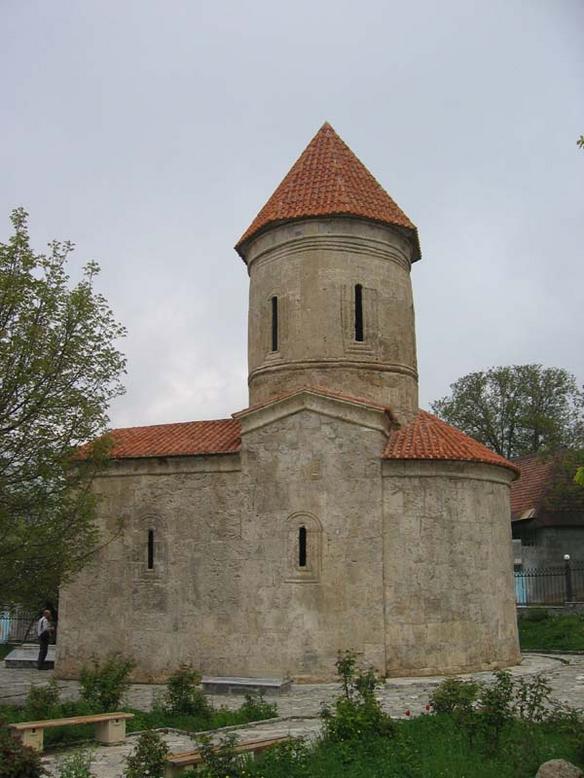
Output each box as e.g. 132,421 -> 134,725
9,712 -> 134,752
165,735 -> 291,777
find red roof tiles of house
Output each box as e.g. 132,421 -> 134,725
102,418 -> 241,459
235,122 -> 421,261
382,410 -> 519,476
509,453 -> 574,519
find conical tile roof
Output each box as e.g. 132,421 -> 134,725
383,410 -> 519,476
236,122 -> 420,260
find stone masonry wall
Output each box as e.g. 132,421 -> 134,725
245,217 -> 419,423
382,460 -> 521,676
57,407 -> 388,682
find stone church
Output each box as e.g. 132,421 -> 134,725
57,123 -> 521,682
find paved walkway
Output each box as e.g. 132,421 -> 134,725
2,654 -> 584,778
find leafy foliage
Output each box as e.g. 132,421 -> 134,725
238,692 -> 278,722
431,365 -> 584,459
429,677 -> 480,715
124,729 -> 169,778
0,721 -> 46,777
197,733 -> 243,778
320,650 -> 395,742
79,654 -> 135,712
24,679 -> 61,720
0,208 -> 126,607
57,749 -> 95,778
157,664 -> 211,717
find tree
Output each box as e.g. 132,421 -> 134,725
0,208 -> 126,608
431,365 -> 584,459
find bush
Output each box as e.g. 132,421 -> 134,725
159,665 -> 211,717
0,723 -> 46,778
24,680 -> 61,720
124,729 -> 169,778
238,692 -> 277,721
79,654 -> 135,712
197,733 -> 243,778
429,678 -> 480,715
57,749 -> 94,778
320,650 -> 395,742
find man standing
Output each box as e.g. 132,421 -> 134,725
37,609 -> 53,670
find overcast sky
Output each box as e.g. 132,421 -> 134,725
1,0 -> 583,429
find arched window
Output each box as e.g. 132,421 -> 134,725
298,526 -> 307,568
147,529 -> 154,570
271,296 -> 278,351
286,512 -> 322,582
354,284 -> 364,342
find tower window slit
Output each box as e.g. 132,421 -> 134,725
354,284 -> 364,341
147,529 -> 154,569
271,296 -> 278,352
298,526 -> 307,568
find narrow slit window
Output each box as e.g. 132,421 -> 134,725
298,526 -> 307,568
271,296 -> 278,351
147,529 -> 154,569
354,284 -> 364,341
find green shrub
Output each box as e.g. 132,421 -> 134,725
79,654 -> 135,712
159,665 -> 211,717
238,691 -> 277,721
0,723 -> 46,778
429,677 -> 480,714
197,733 -> 244,778
124,729 -> 169,778
320,650 -> 395,742
57,749 -> 94,778
24,680 -> 61,720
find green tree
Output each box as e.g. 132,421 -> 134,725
0,208 -> 126,607
431,365 -> 584,459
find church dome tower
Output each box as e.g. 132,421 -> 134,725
235,123 -> 421,423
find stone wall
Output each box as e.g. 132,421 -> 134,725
57,402 -> 388,682
382,460 -> 521,676
245,217 -> 419,423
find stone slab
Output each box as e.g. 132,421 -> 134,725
4,643 -> 56,669
201,676 -> 291,695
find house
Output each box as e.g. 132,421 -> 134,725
511,451 -> 584,569
55,123 -> 520,682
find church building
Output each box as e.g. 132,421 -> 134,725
57,123 -> 521,681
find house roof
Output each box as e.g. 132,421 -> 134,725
235,122 -> 421,261
510,453 -> 556,519
98,419 -> 241,459
382,410 -> 519,476
510,451 -> 584,523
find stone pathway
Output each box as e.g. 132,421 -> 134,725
2,654 -> 584,778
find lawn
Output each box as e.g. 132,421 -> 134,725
213,716 -> 584,778
518,611 -> 584,651
0,644 -> 14,660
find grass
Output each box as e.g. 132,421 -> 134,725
0,697 -> 278,749
0,643 -> 15,660
518,612 -> 584,651
239,716 -> 584,778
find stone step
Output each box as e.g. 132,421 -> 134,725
202,676 -> 291,695
3,643 -> 56,669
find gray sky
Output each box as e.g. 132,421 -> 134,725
1,0 -> 583,429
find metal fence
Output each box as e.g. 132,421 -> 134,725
0,608 -> 39,643
514,561 -> 584,606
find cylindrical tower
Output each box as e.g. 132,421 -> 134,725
236,123 -> 422,424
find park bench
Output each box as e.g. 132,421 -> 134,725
165,735 -> 292,777
9,711 -> 134,752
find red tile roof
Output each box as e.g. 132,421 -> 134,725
101,419 -> 241,460
510,453 -> 555,518
235,122 -> 421,261
382,410 -> 519,476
